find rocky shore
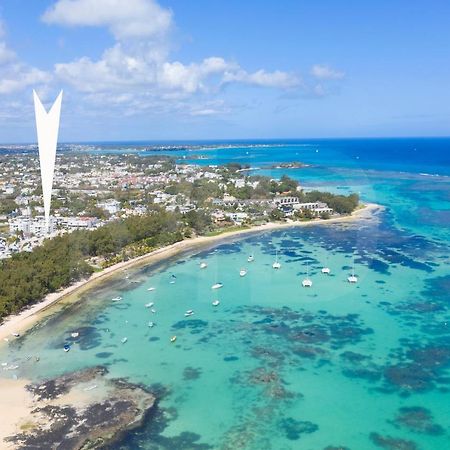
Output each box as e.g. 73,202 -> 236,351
4,366 -> 155,449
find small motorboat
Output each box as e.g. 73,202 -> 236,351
63,344 -> 71,352
212,283 -> 223,289
12,332 -> 20,338
148,321 -> 155,328
170,280 -> 176,284
247,254 -> 254,262
212,300 -> 220,306
111,296 -> 122,302
170,336 -> 177,343
185,309 -> 194,317
145,302 -> 154,308
200,262 -> 207,269
71,332 -> 79,338
239,269 -> 247,277
121,337 -> 128,344
151,308 -> 156,314
147,287 -> 156,291
321,267 -> 331,274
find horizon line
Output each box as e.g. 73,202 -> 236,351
1,135 -> 450,146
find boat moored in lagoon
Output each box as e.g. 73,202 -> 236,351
212,282 -> 223,289
272,250 -> 281,269
302,262 -> 313,287
200,262 -> 207,269
212,300 -> 220,306
321,267 -> 331,274
239,268 -> 247,277
348,257 -> 358,283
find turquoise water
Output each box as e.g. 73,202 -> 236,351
1,139 -> 450,449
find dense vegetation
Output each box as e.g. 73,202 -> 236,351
0,209 -> 185,319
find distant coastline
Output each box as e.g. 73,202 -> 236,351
0,203 -> 381,344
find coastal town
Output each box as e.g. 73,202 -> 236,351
0,147 -> 356,260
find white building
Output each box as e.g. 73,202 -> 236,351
97,199 -> 121,214
9,216 -> 56,236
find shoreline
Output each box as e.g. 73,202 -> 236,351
0,202 -> 381,343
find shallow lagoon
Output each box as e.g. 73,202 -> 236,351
1,140 -> 450,449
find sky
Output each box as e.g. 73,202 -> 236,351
0,0 -> 450,142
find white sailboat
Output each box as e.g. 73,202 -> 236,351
272,250 -> 281,269
348,257 -> 358,283
302,262 -> 313,287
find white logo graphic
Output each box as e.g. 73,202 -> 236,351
33,90 -> 63,230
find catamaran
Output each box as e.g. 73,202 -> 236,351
348,257 -> 358,283
321,267 -> 331,274
185,309 -> 194,317
272,250 -> 281,269
302,262 -> 313,287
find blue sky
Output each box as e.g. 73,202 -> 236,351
0,0 -> 450,142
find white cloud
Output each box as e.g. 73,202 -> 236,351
311,64 -> 345,80
0,42 -> 16,64
223,69 -> 300,89
42,0 -> 172,39
0,19 -> 51,95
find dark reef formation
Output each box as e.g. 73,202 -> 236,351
6,366 -> 156,450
